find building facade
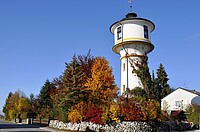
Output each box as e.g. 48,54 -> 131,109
161,87 -> 200,112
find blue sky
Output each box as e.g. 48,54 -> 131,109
0,0 -> 200,115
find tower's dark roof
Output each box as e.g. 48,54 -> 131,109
126,12 -> 137,18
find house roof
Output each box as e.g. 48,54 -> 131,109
177,87 -> 200,96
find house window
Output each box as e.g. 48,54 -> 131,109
175,101 -> 183,108
117,26 -> 122,40
123,63 -> 125,71
143,25 -> 149,39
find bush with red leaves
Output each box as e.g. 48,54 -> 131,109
86,105 -> 104,125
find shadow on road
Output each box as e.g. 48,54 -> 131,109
0,123 -> 41,129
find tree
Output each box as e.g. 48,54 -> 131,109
50,52 -> 95,122
3,90 -> 30,120
135,65 -> 153,98
131,87 -> 147,99
7,91 -> 20,119
3,92 -> 13,120
78,49 -> 95,80
155,63 -> 171,101
62,54 -> 85,105
38,79 -> 53,120
186,104 -> 200,125
17,97 -> 30,118
49,76 -> 69,121
84,57 -> 118,107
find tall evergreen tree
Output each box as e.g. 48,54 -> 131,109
39,80 -> 52,107
38,79 -> 53,119
155,63 -> 171,100
62,54 -> 85,105
151,71 -> 162,101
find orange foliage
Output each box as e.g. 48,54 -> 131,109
84,57 -> 118,106
68,101 -> 88,123
120,98 -> 144,121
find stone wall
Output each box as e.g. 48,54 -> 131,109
49,120 -> 154,132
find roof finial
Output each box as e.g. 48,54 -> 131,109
126,0 -> 137,18
128,0 -> 133,13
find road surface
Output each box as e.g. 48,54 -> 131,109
0,120 -> 52,132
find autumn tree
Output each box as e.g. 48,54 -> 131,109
78,49 -> 95,80
3,92 -> 13,120
3,90 -> 30,120
17,97 -> 30,118
84,57 -> 118,107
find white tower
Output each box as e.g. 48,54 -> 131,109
110,10 -> 155,95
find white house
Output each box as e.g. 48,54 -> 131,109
161,87 -> 200,112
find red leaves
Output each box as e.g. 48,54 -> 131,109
86,105 -> 104,125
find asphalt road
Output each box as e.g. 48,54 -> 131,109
0,120 -> 52,132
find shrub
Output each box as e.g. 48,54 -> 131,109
86,105 -> 104,125
68,101 -> 88,123
68,109 -> 82,123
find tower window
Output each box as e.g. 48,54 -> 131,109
123,63 -> 125,71
117,27 -> 122,40
143,25 -> 149,39
123,85 -> 125,92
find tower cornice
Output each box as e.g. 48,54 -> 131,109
120,54 -> 146,60
112,41 -> 154,54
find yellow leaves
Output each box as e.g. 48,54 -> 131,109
18,97 -> 30,113
4,90 -> 31,120
109,103 -> 121,123
8,109 -> 15,119
68,109 -> 82,123
68,101 -> 88,123
84,57 -> 118,106
102,103 -> 121,124
85,57 -> 114,90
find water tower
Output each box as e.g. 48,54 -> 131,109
110,1 -> 155,95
